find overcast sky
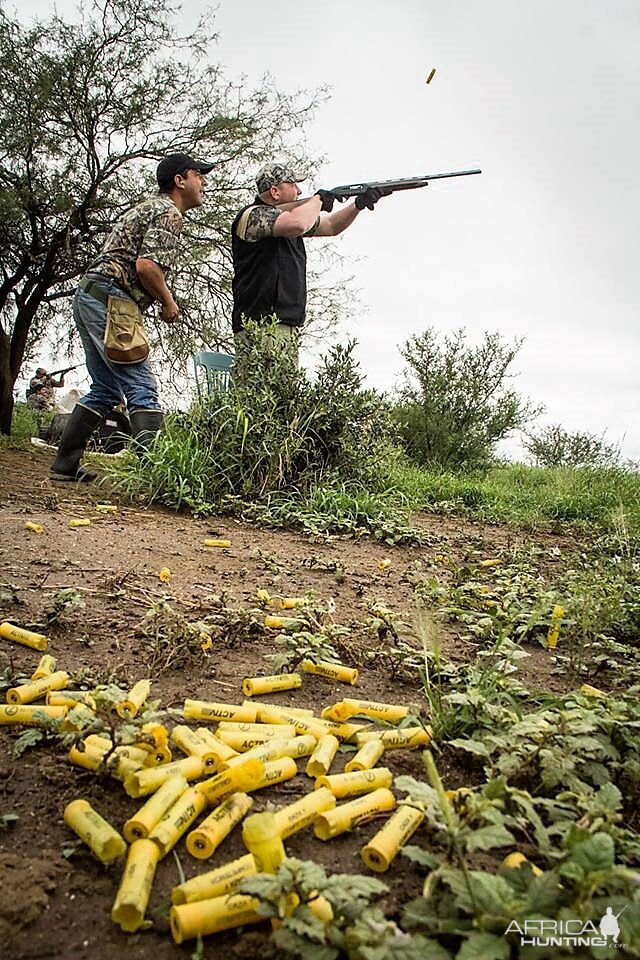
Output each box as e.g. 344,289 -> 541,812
12,0 -> 640,460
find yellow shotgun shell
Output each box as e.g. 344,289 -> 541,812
6,670 -> 70,705
116,678 -> 152,719
31,654 -> 58,680
0,704 -> 67,725
158,567 -> 172,583
249,700 -> 314,718
502,851 -> 544,876
361,803 -> 425,871
247,757 -> 298,792
242,673 -> 302,697
354,726 -> 433,749
194,728 -> 239,766
95,503 -> 118,512
24,521 -> 44,533
323,698 -> 410,723
242,810 -> 286,873
546,604 -> 565,650
170,893 -> 262,944
221,734 -> 317,771
0,621 -> 48,651
148,786 -> 207,858
203,538 -> 232,548
183,698 -> 257,723
123,774 -> 189,842
278,597 -> 304,609
314,787 -> 397,841
305,735 -> 340,778
579,684 -> 606,699
215,727 -> 297,752
69,518 -> 91,527
302,658 -> 359,685
273,786 -> 336,839
64,799 -> 127,863
111,838 -> 161,932
195,758 -> 266,805
263,615 -> 306,630
345,738 -> 385,772
250,704 -> 326,740
46,690 -> 97,710
171,853 -> 257,905
315,767 -> 393,800
171,724 -> 220,768
124,756 -> 205,798
187,791 -> 254,859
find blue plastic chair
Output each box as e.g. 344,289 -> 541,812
193,351 -> 234,396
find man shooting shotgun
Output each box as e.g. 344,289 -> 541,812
26,365 -> 80,410
231,161 -> 481,366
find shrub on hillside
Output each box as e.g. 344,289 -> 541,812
394,327 -> 540,472
523,423 -> 621,468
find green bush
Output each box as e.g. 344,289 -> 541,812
523,423 -> 622,468
394,327 -> 540,472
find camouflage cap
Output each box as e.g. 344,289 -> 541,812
255,162 -> 305,194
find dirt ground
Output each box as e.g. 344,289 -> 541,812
0,446 -> 578,959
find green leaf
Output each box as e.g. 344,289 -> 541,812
524,871 -> 564,914
449,738 -> 492,757
456,932 -> 510,960
273,928 -> 338,960
570,832 -> 615,873
465,824 -> 515,853
440,868 -> 514,915
12,728 -> 44,757
401,846 -> 441,870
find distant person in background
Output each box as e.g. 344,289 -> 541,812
26,367 -> 66,409
231,161 -> 390,365
27,385 -> 55,412
49,151 -> 214,482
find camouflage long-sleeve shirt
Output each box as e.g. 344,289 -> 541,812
88,197 -> 183,311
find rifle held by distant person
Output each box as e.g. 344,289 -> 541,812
330,168 -> 481,198
49,364 -> 81,377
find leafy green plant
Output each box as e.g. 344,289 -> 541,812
42,588 -> 85,627
239,858 -> 433,960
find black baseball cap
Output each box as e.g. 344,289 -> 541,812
156,153 -> 215,190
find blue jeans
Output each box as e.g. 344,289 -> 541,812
74,277 -> 161,415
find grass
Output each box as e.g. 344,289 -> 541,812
387,459 -> 640,536
7,397 -> 640,541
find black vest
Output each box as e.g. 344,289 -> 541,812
231,201 -> 307,332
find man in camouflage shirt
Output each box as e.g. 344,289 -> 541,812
231,162 -> 389,364
26,367 -> 66,410
50,152 -> 214,482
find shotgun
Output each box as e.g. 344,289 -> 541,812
330,168 -> 481,197
48,364 -> 81,377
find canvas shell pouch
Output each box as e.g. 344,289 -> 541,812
104,296 -> 150,364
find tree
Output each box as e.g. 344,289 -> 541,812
0,0 -> 324,433
523,424 -> 621,468
394,327 -> 541,471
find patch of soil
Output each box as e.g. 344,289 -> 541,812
0,447 -> 581,959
